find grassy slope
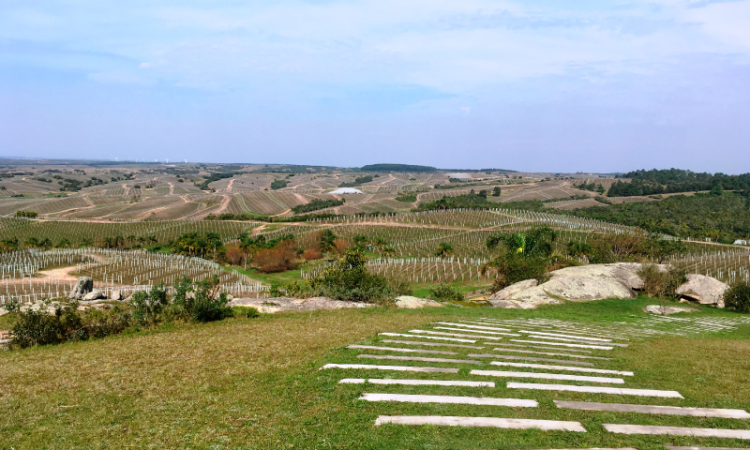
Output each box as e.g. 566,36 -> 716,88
1,298 -> 749,449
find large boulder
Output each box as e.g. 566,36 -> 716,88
394,296 -> 444,309
68,277 -> 94,300
109,290 -> 123,301
82,289 -> 106,301
228,297 -> 374,314
676,274 -> 729,308
488,263 -> 656,309
538,265 -> 637,301
488,279 -> 538,301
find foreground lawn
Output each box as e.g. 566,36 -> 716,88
1,298 -> 749,449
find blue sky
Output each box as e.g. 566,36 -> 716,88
1,0 -> 749,172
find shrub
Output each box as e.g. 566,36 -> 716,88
253,240 -> 298,273
489,254 -> 550,290
301,248 -> 322,260
9,300 -> 131,349
724,281 -> 750,313
637,264 -> 686,299
130,284 -> 169,325
309,249 -> 391,302
225,245 -> 244,265
333,239 -> 350,255
172,275 -> 232,322
384,272 -> 412,296
428,283 -> 464,302
233,307 -> 260,318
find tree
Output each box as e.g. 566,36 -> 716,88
24,237 -> 39,248
309,249 -> 391,302
318,229 -> 337,254
492,187 -> 501,197
435,242 -> 454,257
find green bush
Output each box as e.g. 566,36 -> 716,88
233,307 -> 260,318
9,300 -> 131,349
637,264 -> 687,299
172,275 -> 232,322
428,284 -> 464,302
130,284 -> 169,325
309,249 -> 392,302
724,281 -> 750,313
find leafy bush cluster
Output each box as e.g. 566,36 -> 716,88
724,282 -> 750,313
637,264 -> 687,299
484,226 -> 561,290
428,283 -> 464,302
7,275 -> 246,350
270,249 -> 408,302
566,233 -> 685,264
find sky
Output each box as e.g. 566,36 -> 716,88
1,0 -> 749,173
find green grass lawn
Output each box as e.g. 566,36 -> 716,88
2,297 -> 750,449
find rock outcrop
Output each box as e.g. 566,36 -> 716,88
228,297 -> 373,314
486,262 -> 694,310
82,289 -> 106,301
394,296 -> 444,309
644,304 -> 698,315
68,277 -> 94,300
676,274 -> 729,308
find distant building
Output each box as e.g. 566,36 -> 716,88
734,240 -> 749,246
328,187 -> 363,195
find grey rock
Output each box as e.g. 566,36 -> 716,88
394,296 -> 444,309
488,279 -> 538,300
676,274 -> 729,308
68,277 -> 94,300
109,290 -> 123,301
644,304 -> 698,315
228,297 -> 374,314
82,289 -> 106,301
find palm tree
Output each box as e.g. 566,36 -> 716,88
126,235 -> 136,248
39,238 -> 52,250
81,237 -> 94,248
24,237 -> 39,248
103,237 -> 114,249
137,236 -> 147,247
148,236 -> 158,246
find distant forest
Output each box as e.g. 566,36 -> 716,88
569,193 -> 750,243
609,169 -> 750,197
360,164 -> 437,172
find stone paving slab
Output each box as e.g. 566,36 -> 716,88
529,335 -> 629,347
360,393 -> 538,407
667,447 -> 750,450
508,382 -> 684,398
496,343 -> 594,354
490,361 -> 634,376
411,330 -> 503,340
512,339 -> 614,350
357,354 -> 482,364
556,401 -> 750,419
468,354 -> 595,366
339,378 -> 495,387
493,348 -> 612,360
347,345 -> 457,355
322,364 -> 458,373
603,423 -> 750,439
518,330 -> 613,342
379,333 -> 476,343
434,326 -> 518,336
438,322 -> 514,332
380,339 -> 484,349
471,370 -> 625,384
374,415 -> 586,431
